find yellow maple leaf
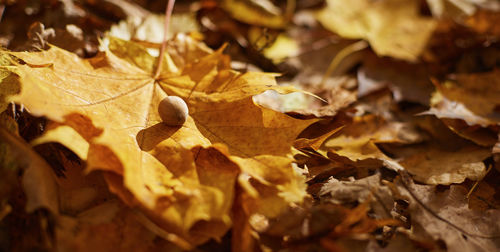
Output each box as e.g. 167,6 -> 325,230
1,34 -> 316,245
316,0 -> 437,62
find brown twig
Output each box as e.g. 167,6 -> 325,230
154,0 -> 176,80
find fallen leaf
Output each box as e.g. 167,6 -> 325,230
426,0 -> 477,18
378,115 -> 493,185
319,173 -> 394,219
321,114 -> 422,162
110,13 -> 199,46
221,0 -> 289,29
1,34 -> 316,245
0,127 -> 58,214
464,9 -> 500,36
247,28 -> 299,64
398,178 -> 500,251
316,0 -> 437,61
394,144 -> 490,185
357,56 -> 434,105
427,70 -> 500,127
440,118 -> 498,147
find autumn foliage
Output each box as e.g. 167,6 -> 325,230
0,0 -> 500,251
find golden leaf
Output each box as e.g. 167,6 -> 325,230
1,34 -> 316,245
317,0 -> 437,61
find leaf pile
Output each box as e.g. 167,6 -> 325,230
1,0 -> 500,251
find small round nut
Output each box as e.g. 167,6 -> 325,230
158,96 -> 189,126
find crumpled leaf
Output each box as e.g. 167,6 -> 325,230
1,34 -> 316,245
393,144 -> 490,185
322,199 -> 401,241
379,115 -> 493,185
316,0 -> 437,61
56,200 -> 185,252
0,127 -> 59,214
319,173 -> 394,219
357,56 -> 434,105
427,70 -> 500,127
321,115 -> 423,162
46,146 -> 188,252
440,118 -> 498,147
398,179 -> 500,251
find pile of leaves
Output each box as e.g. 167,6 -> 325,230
1,0 -> 500,251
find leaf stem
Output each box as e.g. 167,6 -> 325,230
154,0 -> 176,80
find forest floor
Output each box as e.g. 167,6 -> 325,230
1,1 -> 500,251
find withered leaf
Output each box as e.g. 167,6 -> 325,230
399,181 -> 500,251
319,173 -> 394,219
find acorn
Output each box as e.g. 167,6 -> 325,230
158,96 -> 189,126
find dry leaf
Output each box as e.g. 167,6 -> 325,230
221,0 -> 289,29
399,180 -> 500,251
1,34 -> 316,245
0,127 -> 58,214
394,144 -> 490,185
319,173 -> 394,219
110,13 -> 199,46
357,56 -> 434,105
379,115 -> 493,185
426,0 -> 477,18
321,115 -> 422,162
427,70 -> 500,127
316,0 -> 437,61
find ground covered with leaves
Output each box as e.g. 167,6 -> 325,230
0,0 -> 500,251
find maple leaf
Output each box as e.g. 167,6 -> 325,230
316,0 -> 437,62
0,34 -> 316,245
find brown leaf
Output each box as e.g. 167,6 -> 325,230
427,70 -> 500,127
319,174 -> 394,219
398,179 -> 500,251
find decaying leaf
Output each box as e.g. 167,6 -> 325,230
316,0 -> 437,61
398,179 -> 500,251
319,173 -> 394,219
0,34 -> 316,245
